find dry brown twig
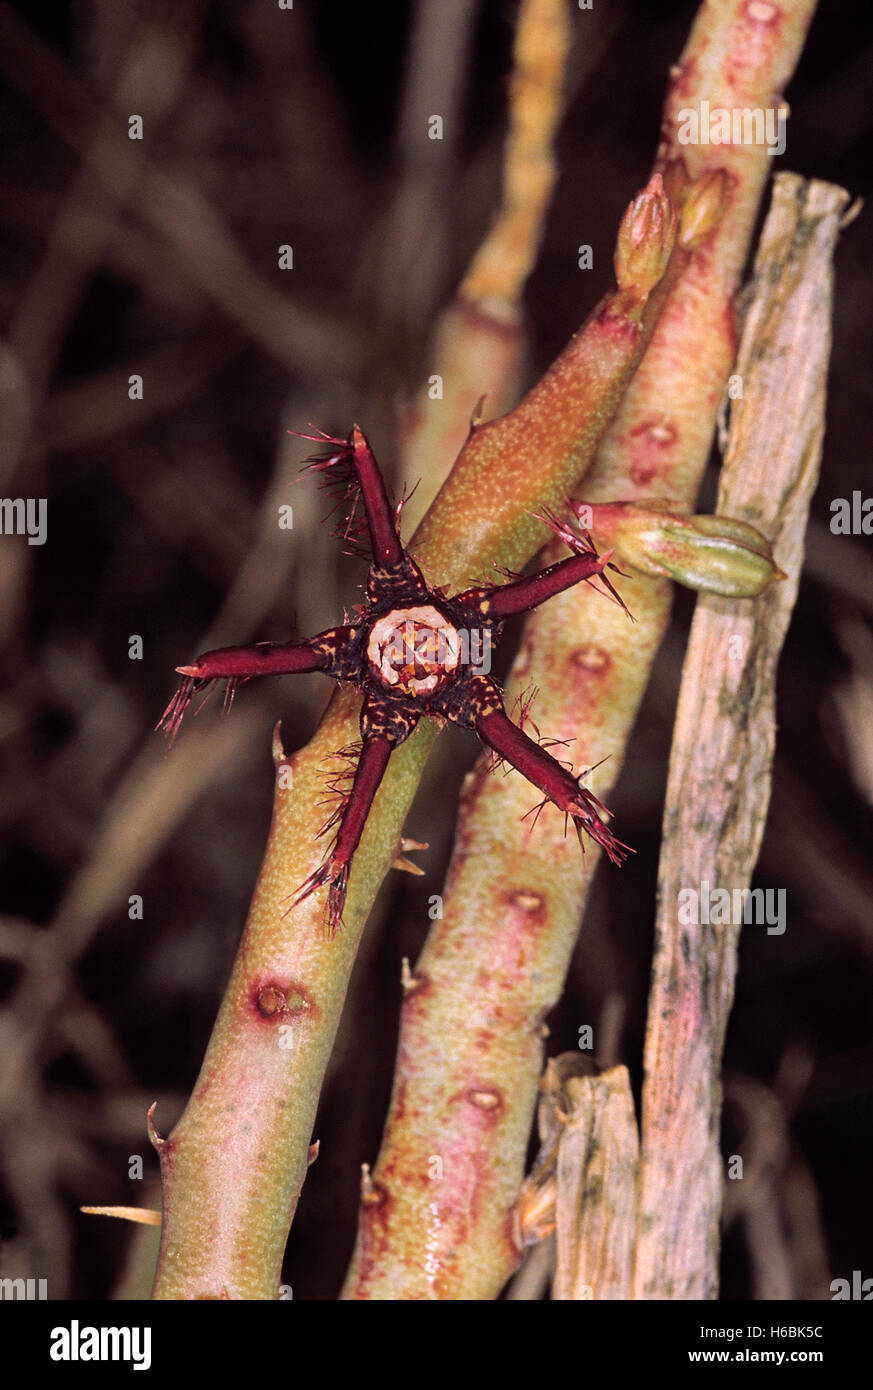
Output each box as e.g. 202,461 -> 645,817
512,172 -> 848,1304
631,172 -> 851,1300
517,1054 -> 640,1301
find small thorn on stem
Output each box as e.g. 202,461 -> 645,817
80,1205 -> 162,1226
391,836 -> 429,876
360,1163 -> 387,1207
272,721 -> 286,765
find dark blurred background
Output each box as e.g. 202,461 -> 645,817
0,0 -> 871,1300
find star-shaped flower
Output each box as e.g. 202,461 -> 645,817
159,426 -> 632,931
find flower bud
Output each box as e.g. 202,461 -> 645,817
574,500 -> 785,597
678,168 -> 731,250
613,174 -> 679,298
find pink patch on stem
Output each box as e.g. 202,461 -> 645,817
571,645 -> 611,674
629,418 -> 678,486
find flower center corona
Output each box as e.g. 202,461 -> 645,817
367,606 -> 461,697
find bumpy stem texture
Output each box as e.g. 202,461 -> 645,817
342,0 -> 819,1302
632,174 -> 848,1300
151,175 -> 678,1298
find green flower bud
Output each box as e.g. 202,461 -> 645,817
614,174 -> 679,299
576,501 -> 785,597
678,168 -> 731,250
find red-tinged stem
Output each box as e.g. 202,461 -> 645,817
407,179 -> 679,594
394,0 -> 570,535
349,424 -> 404,569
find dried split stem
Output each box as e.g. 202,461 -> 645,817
632,173 -> 851,1300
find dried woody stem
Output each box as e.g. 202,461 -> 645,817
150,172 -> 680,1295
632,173 -> 850,1300
509,1053 -> 642,1301
525,174 -> 846,1304
342,0 -> 820,1301
552,1062 -> 639,1301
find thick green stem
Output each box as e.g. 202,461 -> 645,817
151,176 -> 678,1299
341,0 -> 819,1302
